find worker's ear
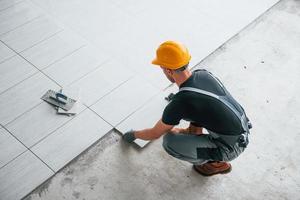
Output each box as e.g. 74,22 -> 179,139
166,69 -> 173,75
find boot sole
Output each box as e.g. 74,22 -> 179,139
193,164 -> 232,176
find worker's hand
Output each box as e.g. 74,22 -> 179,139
123,130 -> 136,143
171,125 -> 203,135
171,127 -> 190,134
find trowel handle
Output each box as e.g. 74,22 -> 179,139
55,93 -> 68,105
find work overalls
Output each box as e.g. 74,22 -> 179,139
163,71 -> 252,165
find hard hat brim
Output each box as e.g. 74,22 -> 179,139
151,59 -> 161,66
151,56 -> 191,70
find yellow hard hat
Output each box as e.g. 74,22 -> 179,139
152,41 -> 191,70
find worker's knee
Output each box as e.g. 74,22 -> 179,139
162,132 -> 185,158
162,132 -> 189,153
162,132 -> 177,149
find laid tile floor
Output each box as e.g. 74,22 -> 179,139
0,0 -> 279,199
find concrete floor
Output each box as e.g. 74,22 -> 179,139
25,0 -> 300,199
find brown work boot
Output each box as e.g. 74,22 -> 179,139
193,161 -> 232,176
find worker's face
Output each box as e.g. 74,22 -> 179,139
161,67 -> 175,83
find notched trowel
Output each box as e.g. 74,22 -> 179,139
41,89 -> 76,111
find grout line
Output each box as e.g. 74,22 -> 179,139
29,149 -> 56,172
0,52 -> 16,65
28,105 -> 89,149
0,125 -> 55,172
4,102 -> 43,127
18,29 -> 64,53
0,37 -> 66,126
0,148 -> 27,170
39,0 -> 282,130
86,79 -> 162,131
87,76 -> 133,107
0,70 -> 40,96
0,15 -> 43,37
86,107 -> 114,128
0,0 -> 279,169
0,43 -> 84,97
22,129 -> 117,200
0,3 -> 277,198
85,76 -> 162,130
21,129 -> 116,200
0,0 -> 24,13
1,41 -> 112,129
114,89 -> 162,129
66,59 -> 110,86
28,44 -> 86,71
0,41 -> 62,87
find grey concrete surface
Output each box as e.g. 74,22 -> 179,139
25,0 -> 300,199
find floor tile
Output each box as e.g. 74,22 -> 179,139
0,72 -> 59,125
188,0 -> 279,32
68,60 -> 134,106
0,41 -> 15,63
31,109 -> 112,172
116,85 -> 178,147
129,2 -> 232,70
0,0 -> 280,199
0,55 -> 37,94
0,150 -> 53,200
111,0 -> 160,15
0,1 -> 42,35
0,0 -> 23,11
137,66 -> 172,90
20,30 -> 86,70
43,45 -> 109,87
91,76 -> 159,127
0,15 -> 62,52
6,100 -> 86,148
0,127 -> 26,168
31,0 -> 132,41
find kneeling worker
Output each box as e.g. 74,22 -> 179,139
123,41 -> 252,176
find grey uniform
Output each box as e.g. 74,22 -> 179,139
162,69 -> 251,165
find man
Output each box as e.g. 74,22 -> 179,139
123,41 -> 251,176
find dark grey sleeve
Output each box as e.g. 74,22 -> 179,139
162,99 -> 185,125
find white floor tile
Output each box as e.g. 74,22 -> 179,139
91,76 -> 159,127
0,55 -> 37,94
0,15 -> 62,52
188,0 -> 279,32
129,2 -> 233,70
111,0 -> 160,15
6,101 -> 86,148
0,72 -> 59,125
0,0 -> 23,11
30,0 -> 132,41
31,109 -> 112,172
0,1 -> 42,35
116,85 -> 178,147
0,42 -> 15,63
0,150 -> 53,200
69,60 -> 134,106
0,0 -> 280,198
137,66 -> 171,90
0,128 -> 26,168
43,45 -> 109,87
20,30 -> 86,70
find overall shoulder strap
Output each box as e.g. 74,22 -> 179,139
179,87 -> 240,118
179,86 -> 248,133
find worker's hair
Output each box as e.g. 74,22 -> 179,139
175,63 -> 189,72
